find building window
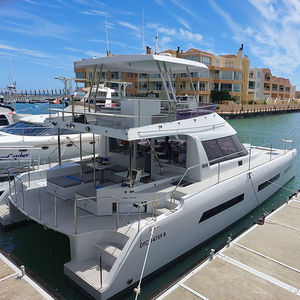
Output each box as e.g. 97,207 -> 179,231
232,84 -> 241,92
257,71 -> 261,78
184,55 -> 199,62
190,69 -> 210,78
234,72 -> 241,80
225,62 -> 234,68
199,82 -> 205,91
214,70 -> 220,79
200,56 -> 211,66
150,74 -> 161,78
221,83 -> 232,91
76,72 -> 84,79
138,73 -> 147,79
149,83 -> 162,90
215,59 -> 220,67
248,81 -> 255,89
221,71 -> 233,80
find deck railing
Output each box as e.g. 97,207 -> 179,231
170,137 -> 295,211
52,97 -> 216,129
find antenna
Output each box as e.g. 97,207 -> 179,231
105,16 -> 110,56
155,33 -> 158,54
142,6 -> 145,54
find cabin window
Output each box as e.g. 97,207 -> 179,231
258,173 -> 280,191
0,115 -> 9,126
109,136 -> 187,167
152,135 -> 187,167
199,193 -> 244,223
202,135 -> 248,165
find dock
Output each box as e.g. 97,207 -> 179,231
217,102 -> 300,119
156,194 -> 300,300
0,248 -> 55,299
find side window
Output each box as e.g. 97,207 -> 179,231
202,135 -> 248,165
0,115 -> 9,126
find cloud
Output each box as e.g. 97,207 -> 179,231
23,0 -> 39,5
62,46 -> 106,58
159,36 -> 173,50
0,41 -> 77,71
85,50 -> 106,57
118,21 -> 140,32
88,39 -> 141,51
80,9 -> 108,16
0,42 -> 50,58
74,0 -> 106,7
170,0 -> 200,19
172,14 -> 191,30
0,8 -> 73,39
208,0 -> 300,78
147,23 -> 202,43
155,0 -> 166,7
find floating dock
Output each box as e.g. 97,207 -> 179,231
157,194 -> 300,300
0,248 -> 55,299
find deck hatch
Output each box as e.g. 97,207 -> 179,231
258,173 -> 280,191
199,193 -> 244,223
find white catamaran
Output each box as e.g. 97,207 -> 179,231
4,54 -> 296,299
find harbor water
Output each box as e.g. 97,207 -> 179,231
0,107 -> 299,299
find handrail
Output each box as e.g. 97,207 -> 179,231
171,136 -> 294,206
146,138 -> 163,175
7,168 -> 25,209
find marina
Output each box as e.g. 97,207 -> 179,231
0,54 -> 298,299
1,0 -> 300,299
156,193 -> 300,300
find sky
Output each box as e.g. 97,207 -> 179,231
1,0 -> 300,91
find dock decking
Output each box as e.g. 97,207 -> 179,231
157,195 -> 300,300
0,249 -> 55,300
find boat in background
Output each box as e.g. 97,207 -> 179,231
4,54 -> 296,299
0,113 -> 100,174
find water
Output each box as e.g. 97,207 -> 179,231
13,102 -> 65,115
0,108 -> 300,299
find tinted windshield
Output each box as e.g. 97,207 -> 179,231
0,122 -> 74,136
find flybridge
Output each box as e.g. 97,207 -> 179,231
51,54 -> 215,138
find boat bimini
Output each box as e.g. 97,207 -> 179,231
6,54 -> 296,299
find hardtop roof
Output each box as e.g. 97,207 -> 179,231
74,54 -> 208,74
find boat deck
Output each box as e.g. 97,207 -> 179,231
157,195 -> 300,300
0,248 -> 54,299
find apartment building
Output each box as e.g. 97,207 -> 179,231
156,46 -> 249,103
248,68 -> 295,101
74,46 -> 250,103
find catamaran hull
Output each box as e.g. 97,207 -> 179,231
67,149 -> 296,300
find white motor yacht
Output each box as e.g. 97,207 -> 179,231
0,113 -> 100,172
0,103 -> 24,128
5,54 -> 296,299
